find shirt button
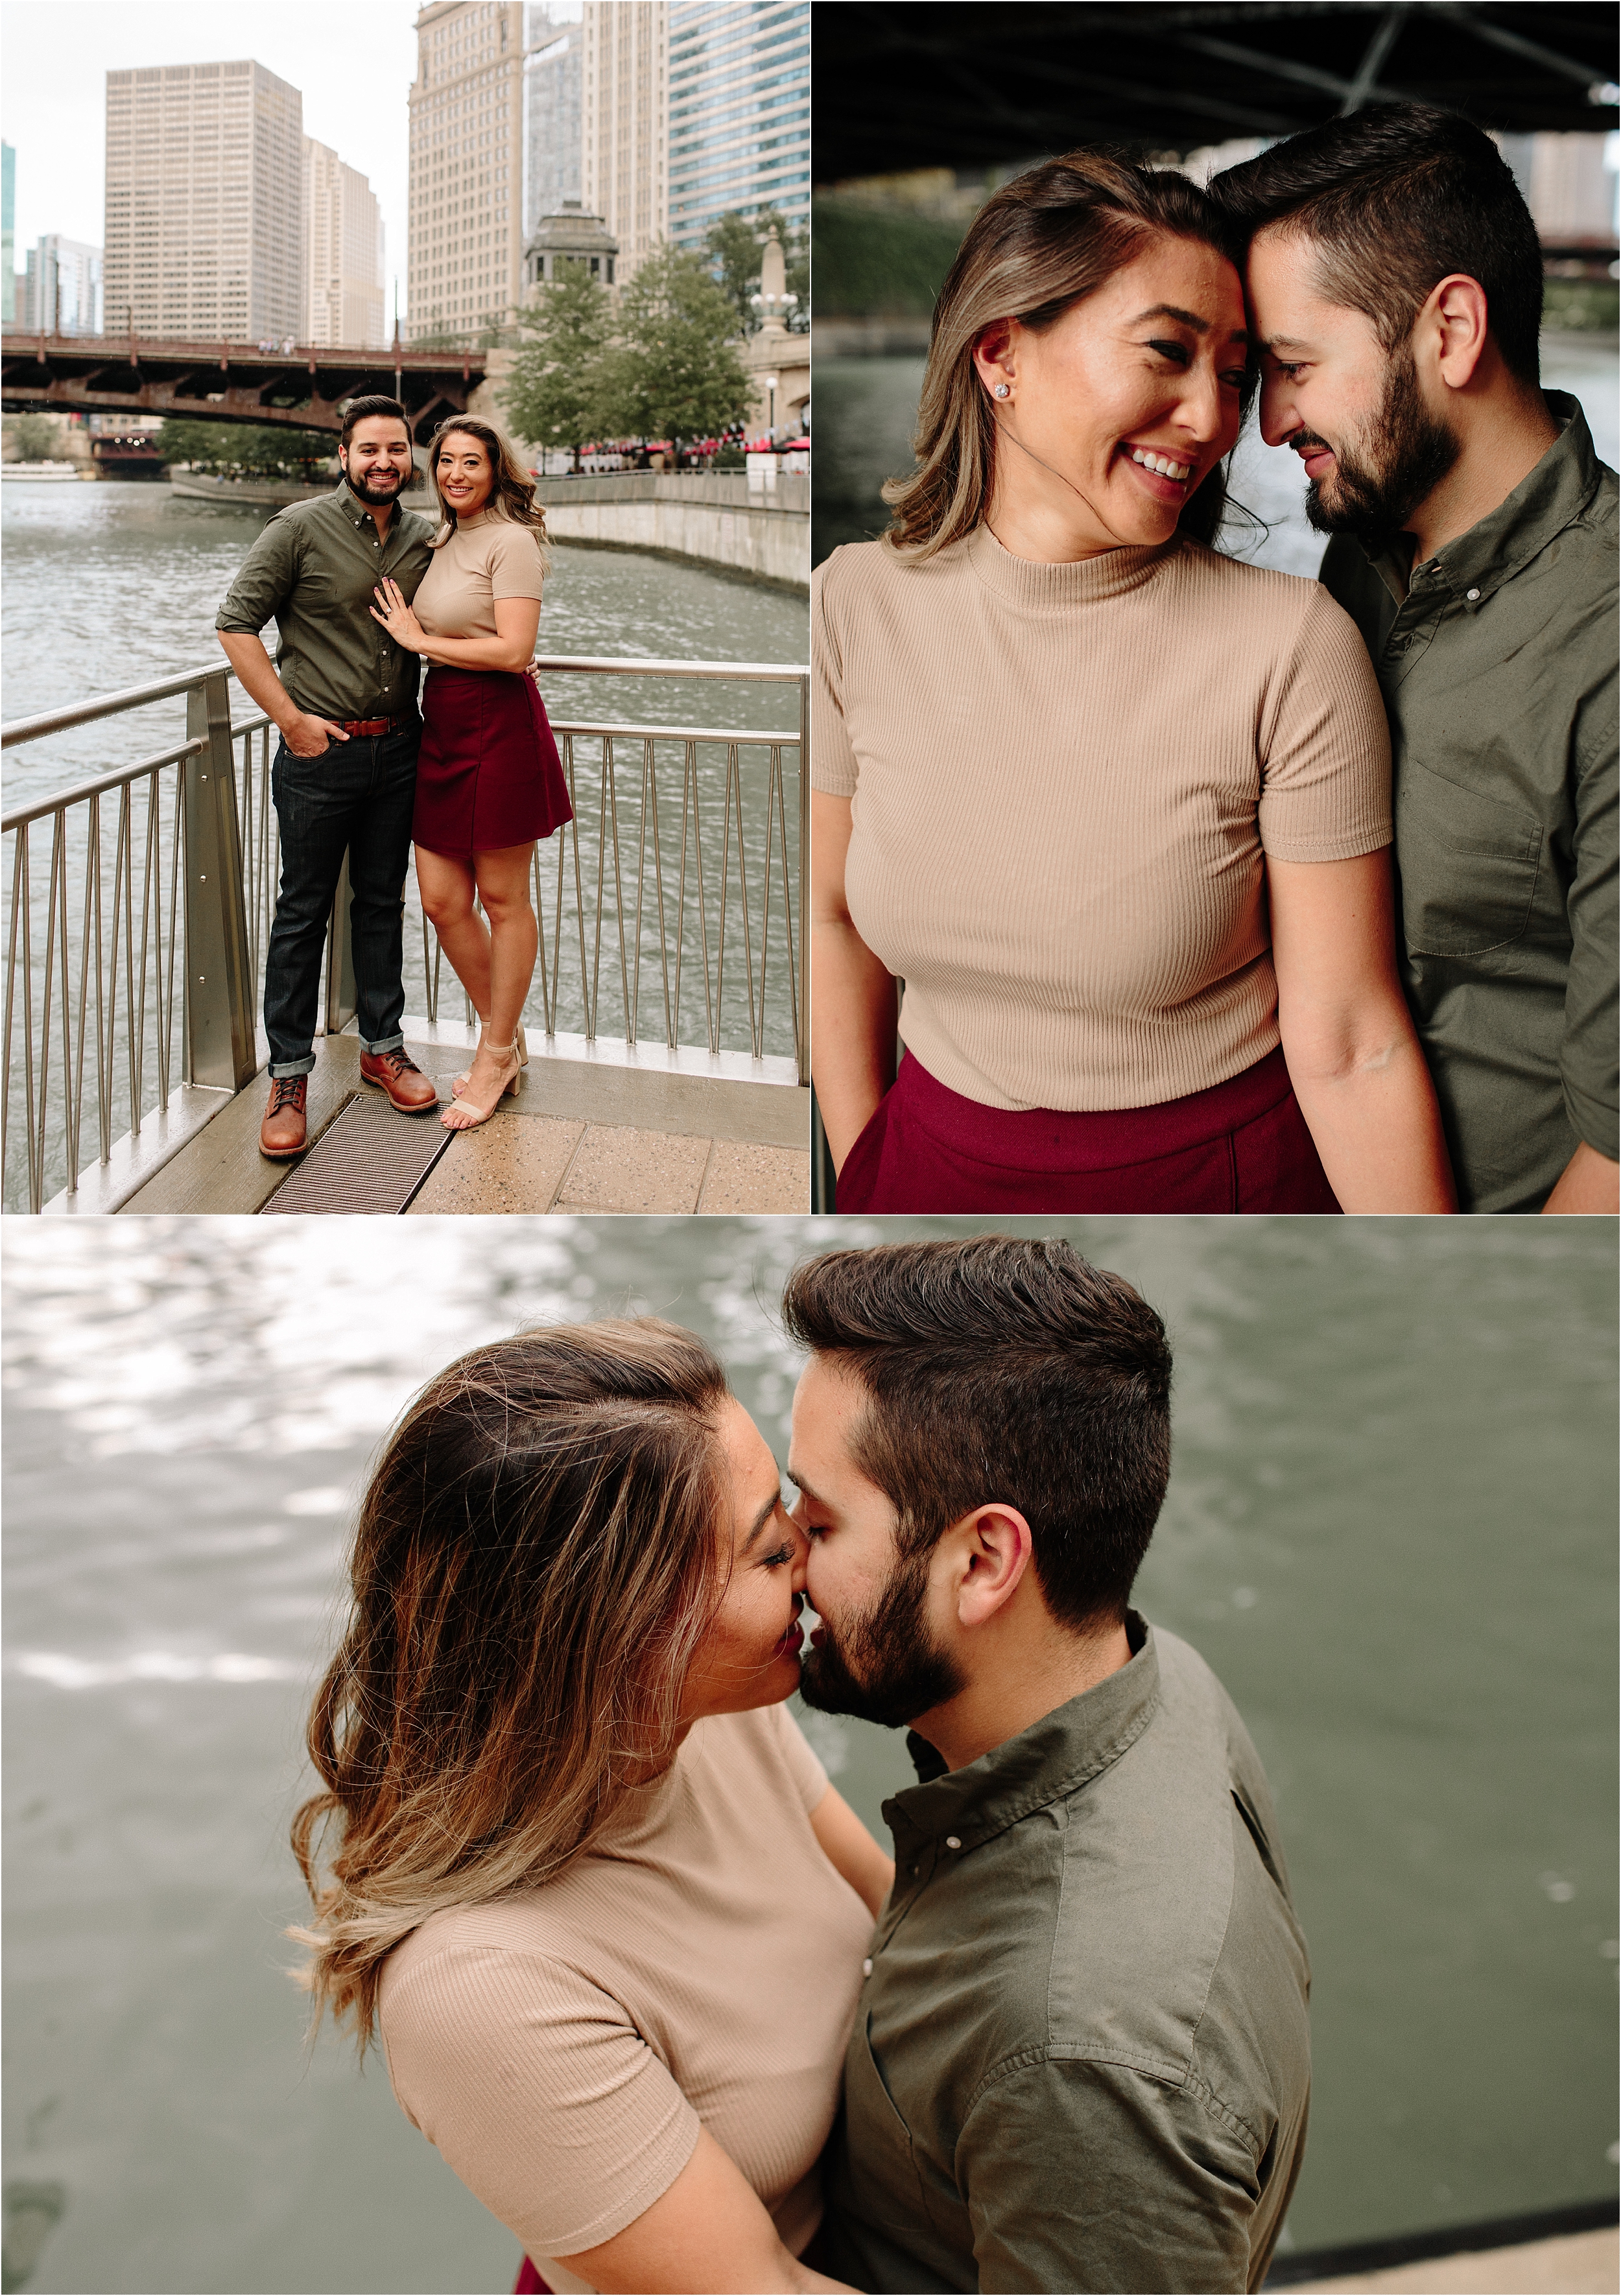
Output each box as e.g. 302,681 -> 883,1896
1466,587 -> 1481,601
862,1957 -> 873,1976
945,1836 -> 962,1850
910,1864 -> 919,1876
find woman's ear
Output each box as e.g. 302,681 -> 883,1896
971,322 -> 1017,403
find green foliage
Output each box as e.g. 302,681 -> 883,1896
713,441 -> 746,470
1541,278 -> 1619,334
605,241 -> 753,445
705,208 -> 809,335
811,195 -> 965,318
7,412 -> 63,459
156,418 -> 336,475
501,259 -> 617,464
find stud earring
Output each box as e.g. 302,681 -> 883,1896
993,383 -> 1011,399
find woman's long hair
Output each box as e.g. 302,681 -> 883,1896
290,1319 -> 731,2051
883,150 -> 1257,560
427,413 -> 550,556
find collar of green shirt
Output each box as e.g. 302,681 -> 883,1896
883,1611 -> 1161,1865
330,475 -> 408,535
1358,390 -> 1602,617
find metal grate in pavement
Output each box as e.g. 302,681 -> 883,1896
259,1090 -> 453,1215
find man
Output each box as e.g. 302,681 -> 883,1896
217,394 -> 439,1159
1213,107 -> 1617,1214
783,1237 -> 1310,2295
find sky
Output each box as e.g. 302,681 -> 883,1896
2,0 -> 423,324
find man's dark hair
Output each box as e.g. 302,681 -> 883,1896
340,394 -> 412,449
1212,104 -> 1544,385
781,1237 -> 1172,1633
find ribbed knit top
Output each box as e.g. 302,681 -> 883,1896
378,1704 -> 873,2295
813,525 -> 1393,1111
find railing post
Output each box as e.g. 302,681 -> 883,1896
183,673 -> 257,1090
796,669 -> 809,1086
324,851 -> 357,1037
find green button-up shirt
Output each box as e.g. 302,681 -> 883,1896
1319,395 -> 1618,1213
821,1618 -> 1312,2295
215,480 -> 436,724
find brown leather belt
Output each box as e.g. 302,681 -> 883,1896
338,715 -> 407,737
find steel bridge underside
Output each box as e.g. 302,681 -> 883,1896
0,335 -> 489,438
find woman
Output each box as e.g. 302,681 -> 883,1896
812,152 -> 1454,1213
370,417 -> 572,1132
292,1320 -> 888,2296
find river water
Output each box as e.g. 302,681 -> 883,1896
3,1214 -> 1615,2293
1,487 -> 807,1200
814,333 -> 1620,569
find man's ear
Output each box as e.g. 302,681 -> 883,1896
943,1504 -> 1034,1629
1420,272 -> 1490,393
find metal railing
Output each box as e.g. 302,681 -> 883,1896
3,654 -> 806,1213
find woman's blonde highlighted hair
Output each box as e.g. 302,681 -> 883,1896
427,413 -> 550,562
290,1319 -> 731,2050
883,150 -> 1253,560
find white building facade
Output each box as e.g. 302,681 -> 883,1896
302,139 -> 386,348
103,60 -> 302,342
665,1 -> 809,257
581,1 -> 668,282
23,235 -> 102,336
523,6 -> 584,241
407,0 -> 527,345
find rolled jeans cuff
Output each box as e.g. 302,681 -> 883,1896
268,1054 -> 317,1080
362,1032 -> 406,1056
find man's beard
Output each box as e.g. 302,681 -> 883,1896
344,463 -> 406,505
799,1548 -> 964,1729
1302,342 -> 1460,547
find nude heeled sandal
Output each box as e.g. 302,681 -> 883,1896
440,1043 -> 521,1131
454,1019 -> 527,1096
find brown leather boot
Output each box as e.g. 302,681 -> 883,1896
259,1074 -> 308,1159
359,1047 -> 438,1111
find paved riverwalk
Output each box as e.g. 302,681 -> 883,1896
1293,2223 -> 1618,2291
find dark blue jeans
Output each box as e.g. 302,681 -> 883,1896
264,722 -> 420,1076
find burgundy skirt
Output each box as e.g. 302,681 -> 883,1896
835,1044 -> 1342,1214
414,667 -> 573,858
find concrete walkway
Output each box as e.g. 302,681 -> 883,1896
115,1024 -> 809,1214
1292,2225 -> 1618,2293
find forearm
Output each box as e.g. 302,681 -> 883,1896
1543,1139 -> 1620,1213
810,917 -> 897,1172
1284,1012 -> 1456,1213
217,631 -> 298,730
415,630 -> 536,672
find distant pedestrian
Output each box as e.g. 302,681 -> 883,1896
368,414 -> 571,1131
217,393 -> 440,1160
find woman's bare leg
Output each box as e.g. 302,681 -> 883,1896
453,842 -> 537,1107
415,845 -> 493,1028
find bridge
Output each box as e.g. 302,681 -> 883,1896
0,329 -> 489,441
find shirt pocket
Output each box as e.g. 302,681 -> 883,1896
847,2012 -> 937,2236
1396,755 -> 1544,958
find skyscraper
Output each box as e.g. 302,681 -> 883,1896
102,61 -> 302,342
581,1 -> 668,282
302,139 -> 386,348
407,1 -> 527,346
3,143 -> 16,325
523,6 -> 584,240
23,235 -> 103,336
665,2 -> 809,257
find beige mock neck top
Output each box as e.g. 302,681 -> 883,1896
413,504 -> 547,640
378,1703 -> 872,2295
812,525 -> 1393,1112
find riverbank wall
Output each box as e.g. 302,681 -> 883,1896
532,471 -> 809,591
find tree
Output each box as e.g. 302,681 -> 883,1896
155,418 -> 337,476
501,259 -> 616,470
606,242 -> 753,449
8,412 -> 63,460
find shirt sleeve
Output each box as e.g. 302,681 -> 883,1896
962,2055 -> 1262,2295
215,510 -> 299,635
773,1702 -> 830,1815
1256,582 -> 1393,864
381,1944 -> 702,2261
488,521 -> 547,600
811,556 -> 860,798
1561,650 -> 1619,1161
